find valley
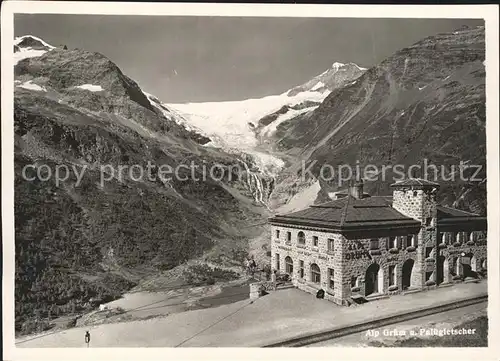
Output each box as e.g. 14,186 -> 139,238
13,24 -> 486,337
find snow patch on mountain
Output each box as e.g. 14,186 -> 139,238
76,84 -> 104,92
18,80 -> 46,92
311,81 -> 325,91
14,49 -> 50,65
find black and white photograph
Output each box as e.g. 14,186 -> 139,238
1,2 -> 499,359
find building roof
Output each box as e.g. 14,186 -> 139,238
437,205 -> 487,229
269,196 -> 420,232
268,195 -> 486,233
390,178 -> 440,188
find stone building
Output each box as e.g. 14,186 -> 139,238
268,178 -> 487,305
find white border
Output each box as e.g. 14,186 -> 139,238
2,2 -> 499,361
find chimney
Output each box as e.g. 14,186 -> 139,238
349,178 -> 364,199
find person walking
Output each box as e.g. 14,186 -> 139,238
264,264 -> 271,281
85,331 -> 91,347
250,257 -> 257,278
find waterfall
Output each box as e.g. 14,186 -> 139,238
238,157 -> 271,206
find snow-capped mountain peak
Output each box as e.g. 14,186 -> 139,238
286,61 -> 366,97
331,61 -> 367,72
331,61 -> 345,70
14,35 -> 55,49
167,61 -> 367,154
14,35 -> 55,65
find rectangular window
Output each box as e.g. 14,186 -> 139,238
285,258 -> 293,274
387,237 -> 396,249
312,236 -> 319,247
275,230 -> 280,239
351,276 -> 358,288
370,239 -> 379,250
275,253 -> 280,270
299,260 -> 304,278
311,265 -> 321,283
329,268 -> 334,289
328,239 -> 335,252
388,265 -> 396,286
287,232 -> 292,242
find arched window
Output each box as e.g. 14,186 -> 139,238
395,236 -> 402,249
410,234 -> 417,247
285,256 -> 293,274
470,232 -> 477,243
450,257 -> 459,276
311,263 -> 321,283
388,265 -> 397,286
370,239 -> 380,250
297,231 -> 305,245
386,237 -> 394,250
439,233 -> 446,245
404,235 -> 412,248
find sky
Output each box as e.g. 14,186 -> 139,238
15,15 -> 483,103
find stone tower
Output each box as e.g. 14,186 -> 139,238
391,178 -> 440,288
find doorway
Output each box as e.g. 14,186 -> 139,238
402,259 -> 415,289
365,263 -> 380,296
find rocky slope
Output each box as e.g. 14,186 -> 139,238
271,26 -> 486,214
287,62 -> 366,96
13,36 -> 268,334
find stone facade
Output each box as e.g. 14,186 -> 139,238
393,186 -> 439,288
271,226 -> 344,303
270,182 -> 487,305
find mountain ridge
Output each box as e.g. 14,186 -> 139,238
13,35 -> 271,334
268,25 -> 486,215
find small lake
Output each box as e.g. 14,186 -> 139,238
195,280 -> 252,308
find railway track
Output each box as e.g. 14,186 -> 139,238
263,294 -> 488,347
